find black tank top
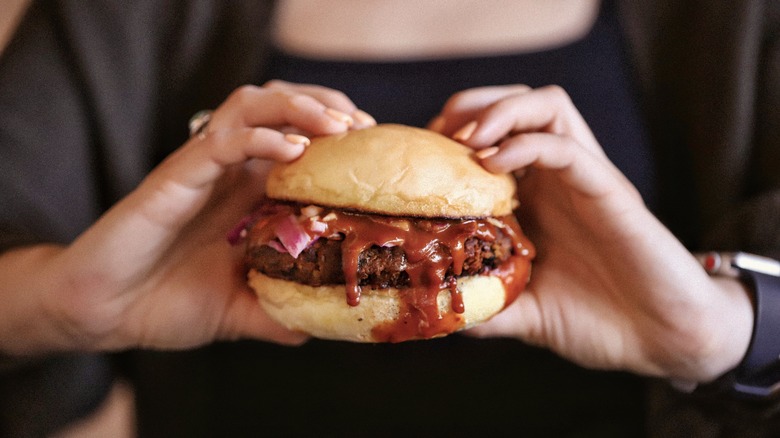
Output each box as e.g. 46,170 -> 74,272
264,0 -> 657,209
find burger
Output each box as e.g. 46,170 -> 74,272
239,124 -> 534,343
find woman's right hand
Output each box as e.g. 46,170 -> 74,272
0,81 -> 376,354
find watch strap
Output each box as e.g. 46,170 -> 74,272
692,252 -> 780,399
733,270 -> 780,398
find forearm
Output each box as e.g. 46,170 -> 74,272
0,244 -> 83,355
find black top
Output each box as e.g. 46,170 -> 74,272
265,0 -> 657,209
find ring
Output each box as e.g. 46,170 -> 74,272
188,110 -> 213,139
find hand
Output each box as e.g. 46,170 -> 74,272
1,81 -> 376,353
430,85 -> 753,382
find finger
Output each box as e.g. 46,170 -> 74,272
453,86 -> 603,156
478,132 -> 619,198
430,85 -> 532,135
211,85 -> 354,135
466,292 -> 542,344
219,288 -> 310,346
161,127 -> 309,191
264,79 -> 357,113
126,127 -> 308,232
264,80 -> 377,129
73,128 -> 310,284
350,109 -> 377,129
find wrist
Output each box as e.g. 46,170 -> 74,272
0,245 -> 75,354
701,276 -> 754,380
680,252 -> 780,399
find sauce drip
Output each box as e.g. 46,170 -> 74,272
251,203 -> 535,342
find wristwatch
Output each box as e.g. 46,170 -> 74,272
696,252 -> 780,399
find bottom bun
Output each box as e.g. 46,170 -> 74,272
247,270 -> 508,343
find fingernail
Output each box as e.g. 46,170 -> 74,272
453,121 -> 478,142
285,133 -> 311,147
475,146 -> 499,159
325,108 -> 354,126
428,115 -> 446,133
352,109 -> 376,127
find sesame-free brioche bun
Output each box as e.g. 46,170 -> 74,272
245,123 -> 534,343
248,270 -> 509,343
265,124 -> 518,218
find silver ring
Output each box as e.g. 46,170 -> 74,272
188,110 -> 213,139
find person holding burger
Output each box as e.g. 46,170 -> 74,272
1,0 -> 778,437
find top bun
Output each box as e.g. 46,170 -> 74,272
266,124 -> 517,217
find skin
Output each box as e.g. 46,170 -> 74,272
0,81 -> 374,354
273,0 -> 600,60
429,84 -> 754,383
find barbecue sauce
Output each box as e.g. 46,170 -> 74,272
252,203 -> 534,342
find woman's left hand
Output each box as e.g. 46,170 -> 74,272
429,85 -> 753,383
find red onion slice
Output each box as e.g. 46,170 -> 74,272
226,215 -> 252,245
275,214 -> 312,259
265,240 -> 288,253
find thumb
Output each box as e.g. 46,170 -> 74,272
465,293 -> 542,344
219,288 -> 310,346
